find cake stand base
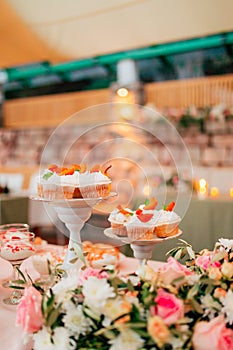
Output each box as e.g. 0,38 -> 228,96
104,228 -> 183,266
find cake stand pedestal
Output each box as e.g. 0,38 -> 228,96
31,194 -> 116,270
104,228 -> 182,265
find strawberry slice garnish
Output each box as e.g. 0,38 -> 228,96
165,201 -> 175,211
90,164 -> 100,173
59,167 -> 75,176
144,197 -> 158,210
137,213 -> 153,223
117,205 -> 132,216
72,164 -> 81,172
136,208 -> 143,216
80,163 -> 87,173
48,164 -> 58,172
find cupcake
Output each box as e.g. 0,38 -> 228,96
37,163 -> 112,200
37,164 -> 79,200
78,164 -> 112,198
154,202 -> 181,238
108,205 -> 133,236
125,209 -> 160,241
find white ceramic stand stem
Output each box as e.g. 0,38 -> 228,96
130,242 -> 160,264
104,228 -> 183,267
52,203 -> 93,269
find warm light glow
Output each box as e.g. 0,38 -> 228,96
199,178 -> 207,188
210,187 -> 219,198
143,185 -> 151,196
230,188 -> 233,197
117,88 -> 129,98
197,178 -> 208,199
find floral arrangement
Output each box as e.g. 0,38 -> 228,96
16,238 -> 233,350
159,104 -> 233,134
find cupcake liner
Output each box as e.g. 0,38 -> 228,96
154,222 -> 179,238
111,223 -> 127,237
126,226 -> 154,241
39,183 -> 75,200
73,187 -> 82,198
79,183 -> 111,198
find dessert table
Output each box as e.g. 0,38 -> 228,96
0,250 -> 164,350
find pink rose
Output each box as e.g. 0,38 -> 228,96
78,267 -> 109,285
16,286 -> 43,333
158,256 -> 193,285
151,288 -> 184,325
192,315 -> 233,350
195,255 -> 221,270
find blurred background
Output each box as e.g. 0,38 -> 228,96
0,0 -> 232,260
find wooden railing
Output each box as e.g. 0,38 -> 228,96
3,74 -> 233,128
146,74 -> 233,108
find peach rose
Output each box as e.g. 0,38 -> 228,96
151,288 -> 184,325
16,286 -> 43,333
158,256 -> 193,285
221,261 -> 233,279
208,267 -> 222,281
147,316 -> 170,347
192,315 -> 233,350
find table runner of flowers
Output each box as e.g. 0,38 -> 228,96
16,238 -> 233,350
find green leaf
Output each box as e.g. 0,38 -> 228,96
47,307 -> 61,328
72,243 -> 86,265
16,267 -> 27,282
187,246 -> 195,260
9,285 -> 25,290
191,299 -> 204,314
211,251 -> 226,262
42,172 -> 53,180
11,279 -> 26,285
187,285 -> 199,299
174,249 -> 182,260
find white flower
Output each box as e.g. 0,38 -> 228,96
52,327 -> 76,350
221,290 -> 233,324
186,273 -> 200,286
52,269 -> 80,303
33,327 -> 54,350
109,329 -> 144,350
63,304 -> 93,339
82,276 -> 115,312
216,238 -> 233,252
201,294 -> 221,319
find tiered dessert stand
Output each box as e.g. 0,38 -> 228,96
32,194 -> 182,269
31,193 -> 116,270
104,228 -> 182,264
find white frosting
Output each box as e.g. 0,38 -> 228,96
4,230 -> 29,240
139,205 -> 159,215
0,242 -> 35,262
156,210 -> 181,225
108,208 -> 133,223
39,171 -> 80,186
79,171 -> 111,186
39,170 -> 110,187
125,211 -> 160,227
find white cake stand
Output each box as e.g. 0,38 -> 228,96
104,228 -> 183,264
31,193 -> 116,270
